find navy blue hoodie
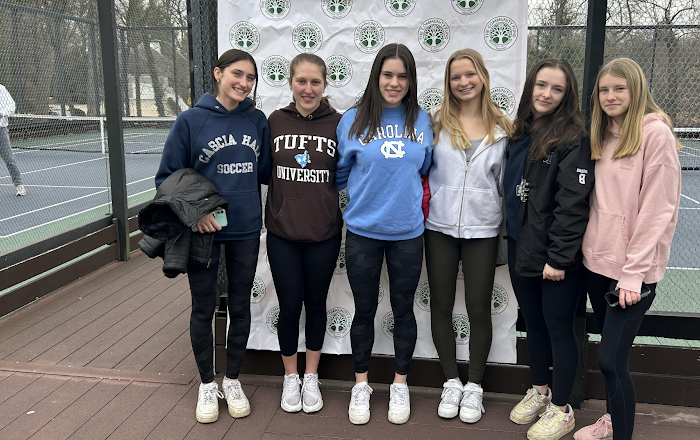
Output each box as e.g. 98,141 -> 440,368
155,93 -> 271,240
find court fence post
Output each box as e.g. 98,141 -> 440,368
98,0 -> 130,261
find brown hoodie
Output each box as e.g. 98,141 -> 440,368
265,102 -> 343,242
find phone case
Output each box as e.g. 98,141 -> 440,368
192,210 -> 227,231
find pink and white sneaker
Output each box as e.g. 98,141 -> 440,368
573,413 -> 613,440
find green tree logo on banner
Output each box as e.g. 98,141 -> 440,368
382,311 -> 395,339
492,283 -> 509,315
378,283 -> 385,303
262,56 -> 290,87
322,0 -> 352,18
266,306 -> 280,334
453,314 -> 471,345
339,188 -> 349,211
260,0 -> 290,20
229,22 -> 260,53
326,307 -> 353,338
418,88 -> 444,110
250,276 -> 266,304
326,55 -> 353,87
385,0 -> 416,17
490,87 -> 516,115
248,91 -> 263,111
354,20 -> 385,54
334,245 -> 346,275
293,22 -> 323,53
418,19 -> 450,52
484,16 -> 518,51
452,0 -> 484,15
414,280 -> 431,312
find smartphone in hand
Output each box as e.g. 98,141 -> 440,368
604,283 -> 651,307
192,209 -> 228,232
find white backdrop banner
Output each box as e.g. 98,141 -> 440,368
218,0 -> 527,364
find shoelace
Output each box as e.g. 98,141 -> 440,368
538,405 -> 562,425
461,390 -> 483,410
224,381 -> 243,400
441,386 -> 461,405
302,376 -> 320,396
202,387 -> 224,405
284,376 -> 301,399
352,384 -> 373,406
591,415 -> 613,436
390,385 -> 407,406
521,387 -> 541,405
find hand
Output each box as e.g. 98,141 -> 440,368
542,264 -> 565,281
195,211 -> 222,233
618,287 -> 640,309
0,112 -> 3,118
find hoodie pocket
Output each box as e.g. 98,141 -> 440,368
427,185 -> 463,227
219,190 -> 261,233
273,198 -> 337,238
582,207 -> 629,264
461,188 -> 501,227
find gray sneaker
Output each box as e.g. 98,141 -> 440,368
281,374 -> 302,412
302,373 -> 323,413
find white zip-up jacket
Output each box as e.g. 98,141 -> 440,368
0,85 -> 16,128
426,108 -> 507,239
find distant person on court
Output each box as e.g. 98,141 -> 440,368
0,84 -> 25,196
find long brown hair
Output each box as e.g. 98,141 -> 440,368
288,53 -> 333,111
433,49 -> 513,148
590,58 -> 682,159
510,58 -> 585,160
213,49 -> 258,108
348,43 -> 419,144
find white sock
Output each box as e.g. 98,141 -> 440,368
223,378 -> 238,383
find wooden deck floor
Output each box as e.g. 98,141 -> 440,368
1,251 -> 699,440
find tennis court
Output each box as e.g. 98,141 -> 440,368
1,119 -> 699,326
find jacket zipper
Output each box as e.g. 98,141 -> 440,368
456,137 -> 495,238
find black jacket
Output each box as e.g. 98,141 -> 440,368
510,136 -> 595,276
138,168 -> 229,277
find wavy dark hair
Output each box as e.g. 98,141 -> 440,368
509,58 -> 585,160
349,43 -> 419,143
213,49 -> 258,108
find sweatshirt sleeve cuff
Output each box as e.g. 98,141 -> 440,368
617,273 -> 645,293
545,258 -> 567,271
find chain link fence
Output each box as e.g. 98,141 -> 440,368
0,0 -> 698,346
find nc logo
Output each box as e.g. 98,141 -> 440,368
380,140 -> 406,159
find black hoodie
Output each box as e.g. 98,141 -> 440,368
265,102 -> 343,242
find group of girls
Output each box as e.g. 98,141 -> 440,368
155,42 -> 682,440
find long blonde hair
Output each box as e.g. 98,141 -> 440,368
590,58 -> 682,159
432,49 -> 513,149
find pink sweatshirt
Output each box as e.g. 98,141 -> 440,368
582,114 -> 681,292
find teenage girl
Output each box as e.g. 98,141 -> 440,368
155,49 -> 270,424
265,53 -> 343,414
425,48 -> 513,424
573,58 -> 681,440
336,43 -> 433,425
503,58 -> 594,440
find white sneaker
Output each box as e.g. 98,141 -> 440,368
460,382 -> 485,423
281,374 -> 302,413
15,185 -> 26,196
222,379 -> 250,418
196,381 -> 224,423
388,383 -> 410,425
348,381 -> 373,425
302,373 -> 323,413
438,379 -> 463,418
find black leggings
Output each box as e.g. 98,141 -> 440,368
425,229 -> 496,383
585,268 -> 656,440
267,231 -> 342,356
508,237 -> 582,407
187,239 -> 259,383
345,230 -> 423,376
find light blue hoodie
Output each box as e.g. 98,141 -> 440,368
336,105 -> 433,240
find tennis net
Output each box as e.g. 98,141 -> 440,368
8,113 -> 175,154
